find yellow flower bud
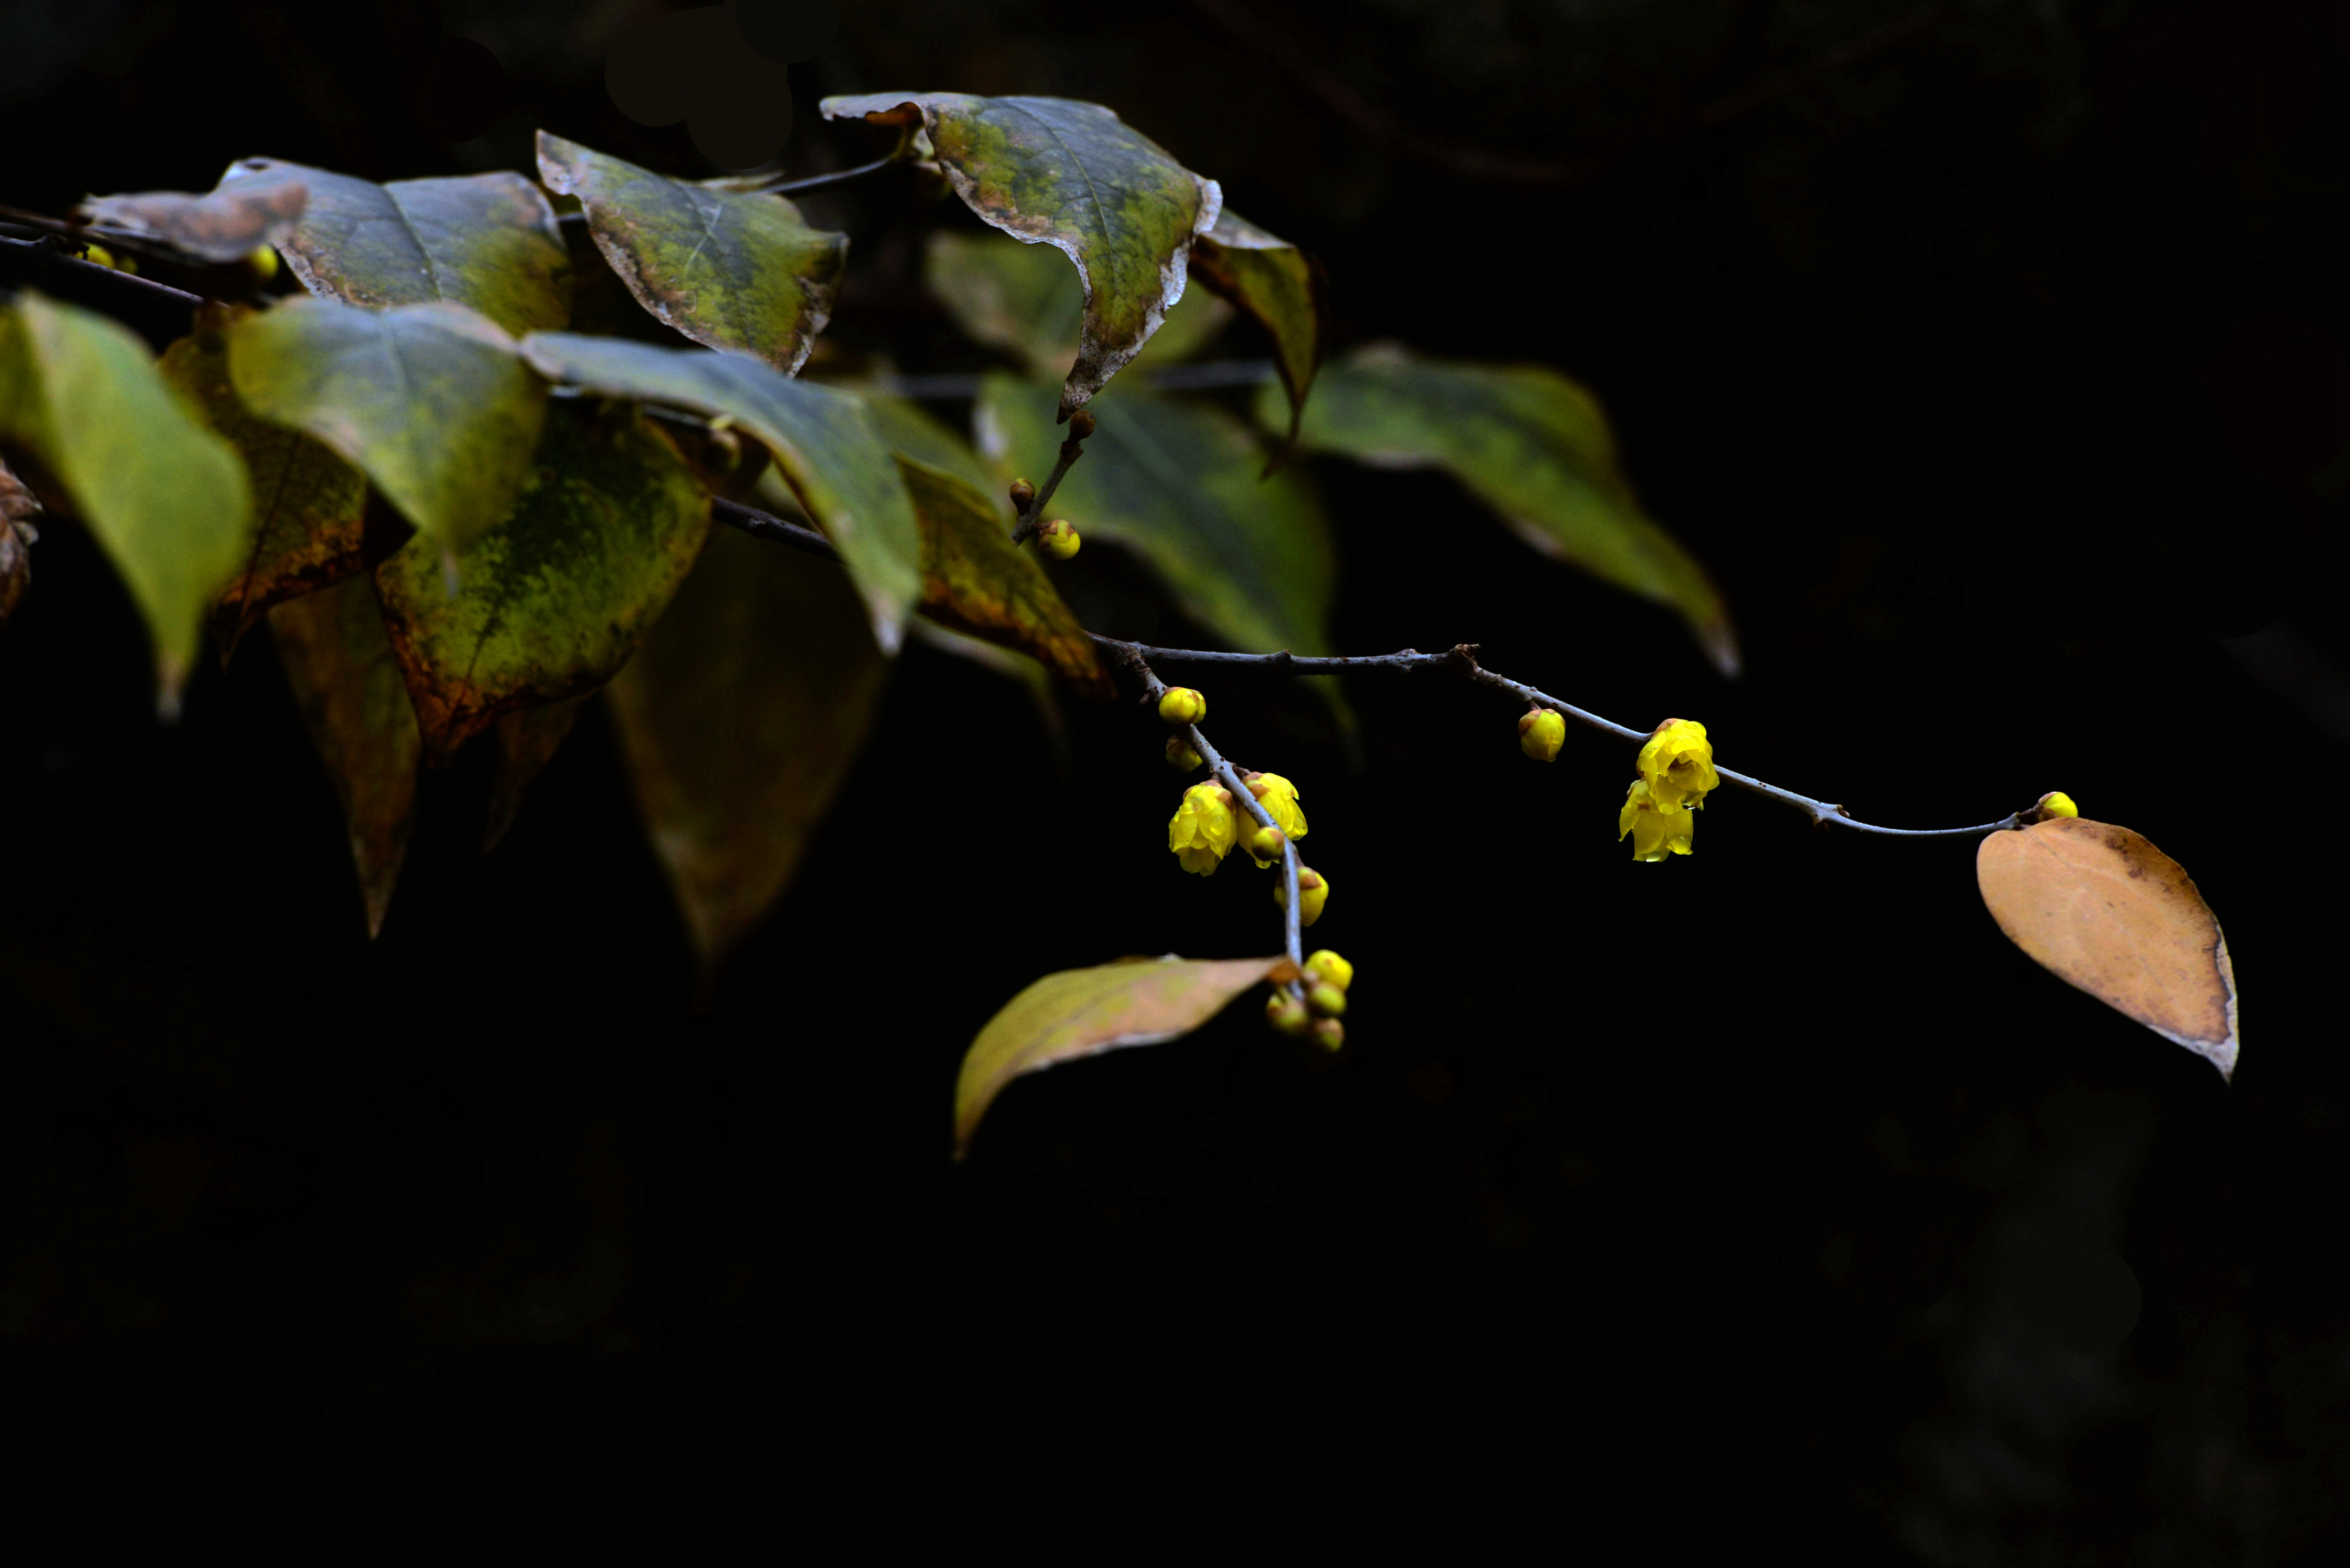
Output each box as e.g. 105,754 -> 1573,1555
1303,949 -> 1353,992
1037,518 -> 1080,560
82,243 -> 120,271
1167,781 -> 1238,875
1008,477 -> 1036,509
1244,772 -> 1306,842
1164,736 -> 1203,771
1307,981 -> 1346,1018
1311,1017 -> 1345,1053
1275,866 -> 1329,926
1518,708 -> 1565,762
1265,989 -> 1311,1037
246,245 -> 280,282
1245,822 -> 1287,865
2036,791 -> 2078,819
1157,686 -> 1206,726
1637,718 -> 1718,810
1618,778 -> 1695,861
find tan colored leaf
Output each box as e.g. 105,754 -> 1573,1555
1976,817 -> 2239,1079
954,956 -> 1287,1159
76,179 -> 308,263
268,576 -> 419,939
485,695 -> 591,853
0,454 -> 37,624
1188,210 -> 1326,448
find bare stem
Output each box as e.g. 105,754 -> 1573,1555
1010,424 -> 1090,546
757,151 -> 904,197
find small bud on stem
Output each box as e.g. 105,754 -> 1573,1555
1157,687 -> 1207,726
1165,736 -> 1204,771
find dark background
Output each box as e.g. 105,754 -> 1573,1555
3,0 -> 2347,1551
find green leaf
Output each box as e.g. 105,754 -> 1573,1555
954,956 -> 1287,1159
267,576 -> 419,938
976,372 -> 1336,662
857,388 -> 1004,501
211,158 -> 571,335
158,305 -> 380,656
822,93 -> 1221,418
606,525 -> 889,973
371,399 -> 711,764
1274,345 -> 1738,675
0,293 -> 252,707
228,298 -> 549,555
77,179 -> 309,263
536,132 -> 849,375
923,228 -> 1230,380
1189,210 -> 1325,448
896,455 -> 1111,696
520,331 -> 921,652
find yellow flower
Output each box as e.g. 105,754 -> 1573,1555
2037,791 -> 2078,819
1241,772 -> 1307,865
1618,779 -> 1695,861
1637,718 -> 1718,810
1168,782 -> 1238,875
1519,708 -> 1565,762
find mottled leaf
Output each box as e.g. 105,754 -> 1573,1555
158,306 -> 378,655
1189,210 -> 1325,448
896,455 -> 1110,696
372,399 -> 710,764
0,454 -> 39,624
536,132 -> 848,375
1977,817 -> 2240,1079
268,576 -> 418,939
954,956 -> 1286,1159
485,695 -> 591,852
212,158 -> 571,335
1274,345 -> 1737,675
229,298 -> 548,554
607,525 -> 888,971
822,93 -> 1221,419
77,178 -> 308,263
923,228 -> 1230,380
0,293 -> 252,707
520,331 -> 920,652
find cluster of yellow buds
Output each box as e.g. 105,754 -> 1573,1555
1618,718 -> 1718,861
1266,949 -> 1352,1050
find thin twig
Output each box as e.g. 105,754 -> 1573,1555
1010,423 -> 1089,547
757,151 -> 904,197
0,236 -> 210,311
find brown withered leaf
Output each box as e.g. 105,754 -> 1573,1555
1977,816 -> 2240,1079
77,179 -> 308,263
897,454 -> 1110,697
0,454 -> 37,624
268,576 -> 419,938
954,956 -> 1288,1159
158,306 -> 382,657
1188,210 -> 1326,451
485,694 -> 591,853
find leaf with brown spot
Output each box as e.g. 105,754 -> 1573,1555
372,399 -> 710,764
158,306 -> 380,656
897,454 -> 1110,697
822,93 -> 1221,420
606,525 -> 889,974
1977,816 -> 2240,1079
485,694 -> 591,853
76,179 -> 309,263
1188,210 -> 1326,449
954,956 -> 1288,1159
268,576 -> 418,939
536,132 -> 848,375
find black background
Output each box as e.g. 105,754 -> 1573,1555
3,0 -> 2347,1551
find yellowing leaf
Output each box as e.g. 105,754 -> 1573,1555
520,331 -> 921,652
78,178 -> 309,263
898,454 -> 1110,697
212,158 -> 571,335
923,228 -> 1230,380
1188,210 -> 1325,447
1274,345 -> 1738,676
1976,817 -> 2240,1079
954,956 -> 1287,1159
606,525 -> 889,972
536,132 -> 848,375
267,576 -> 419,939
823,93 -> 1221,418
372,400 -> 711,764
0,293 -> 252,707
229,298 -> 548,554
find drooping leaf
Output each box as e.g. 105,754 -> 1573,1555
858,387 -> 1004,502
923,228 -> 1230,380
977,372 -> 1337,662
822,93 -> 1221,419
486,694 -> 591,852
77,178 -> 309,263
371,399 -> 710,764
1976,817 -> 2240,1079
210,158 -> 571,335
1189,210 -> 1325,448
0,293 -> 252,707
158,305 -> 380,655
896,454 -> 1110,696
536,131 -> 848,375
229,298 -> 548,554
1273,345 -> 1738,675
267,576 -> 419,939
954,956 -> 1287,1159
0,454 -> 40,623
520,331 -> 920,652
606,524 -> 889,972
